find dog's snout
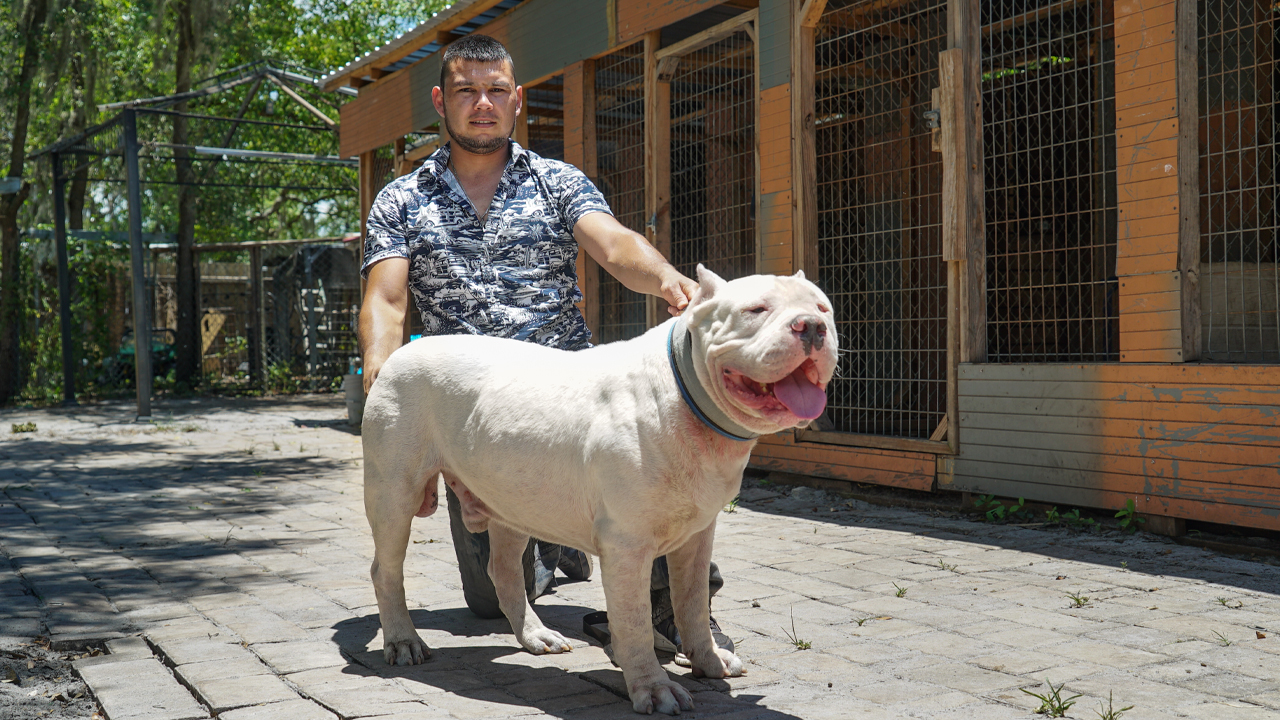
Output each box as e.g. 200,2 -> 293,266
791,315 -> 826,354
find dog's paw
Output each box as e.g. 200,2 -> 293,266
519,627 -> 573,655
629,678 -> 694,715
383,635 -> 431,665
689,647 -> 744,679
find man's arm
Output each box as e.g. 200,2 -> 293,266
358,257 -> 410,393
574,212 -> 698,315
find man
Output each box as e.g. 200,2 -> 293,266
358,34 -> 730,658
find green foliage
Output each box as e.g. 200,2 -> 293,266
1066,591 -> 1091,608
11,422 -> 37,433
265,361 -> 297,394
781,608 -> 810,651
1022,679 -> 1081,717
1094,690 -> 1133,720
975,494 -> 1028,523
1115,499 -> 1146,533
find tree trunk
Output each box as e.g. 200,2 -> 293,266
68,39 -> 94,231
0,0 -> 52,405
173,0 -> 200,385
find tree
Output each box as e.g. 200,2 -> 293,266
1,0 -> 51,405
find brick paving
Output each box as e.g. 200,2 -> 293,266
1,396 -> 1278,719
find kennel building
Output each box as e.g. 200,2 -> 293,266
327,0 -> 1280,533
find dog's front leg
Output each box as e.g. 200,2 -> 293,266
599,544 -> 695,715
668,522 -> 743,680
486,522 -> 572,654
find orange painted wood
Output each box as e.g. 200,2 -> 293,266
1119,308 -> 1181,333
1117,137 -> 1176,167
1118,285 -> 1179,313
1117,348 -> 1180,362
1113,30 -> 1176,67
1116,81 -> 1176,111
1117,175 -> 1178,203
1119,271 -> 1180,295
961,378 -> 1280,408
1118,196 -> 1178,221
339,71 -> 414,158
961,392 -> 1280,428
1118,229 -> 1178,256
962,409 -> 1280,448
563,62 -> 585,169
1113,2 -> 1176,36
961,362 -> 1280,387
1113,20 -> 1175,55
617,0 -> 725,44
1116,61 -> 1176,93
1116,117 -> 1179,147
1121,326 -> 1183,348
1118,213 -> 1179,240
752,435 -> 936,491
1116,253 -> 1179,276
1117,152 -> 1178,184
1116,99 -> 1178,130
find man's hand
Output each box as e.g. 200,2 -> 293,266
359,258 -> 411,394
659,267 -> 699,316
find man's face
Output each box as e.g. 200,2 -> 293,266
432,60 -> 522,156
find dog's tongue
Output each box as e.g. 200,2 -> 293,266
772,367 -> 827,420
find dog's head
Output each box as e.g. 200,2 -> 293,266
681,265 -> 839,435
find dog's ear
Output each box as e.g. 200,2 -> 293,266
792,269 -> 806,281
694,264 -> 727,300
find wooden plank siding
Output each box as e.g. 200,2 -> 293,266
617,0 -> 730,44
750,433 -> 937,492
758,82 -> 792,276
1114,0 -> 1184,362
948,364 -> 1280,531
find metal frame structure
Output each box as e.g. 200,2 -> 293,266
30,63 -> 358,417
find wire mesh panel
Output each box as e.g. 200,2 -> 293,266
814,0 -> 948,440
983,0 -> 1119,362
595,44 -> 649,344
262,243 -> 361,388
669,31 -> 756,281
526,75 -> 566,161
1199,0 -> 1279,362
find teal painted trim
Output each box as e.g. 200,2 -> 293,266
758,0 -> 792,90
407,0 -> 610,133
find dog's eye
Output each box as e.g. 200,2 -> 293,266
817,303 -> 830,314
746,305 -> 768,314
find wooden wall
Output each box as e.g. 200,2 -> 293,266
946,364 -> 1280,531
1113,0 -> 1194,362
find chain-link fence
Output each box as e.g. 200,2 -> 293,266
983,0 -> 1119,362
1199,0 -> 1279,362
526,75 -> 566,160
814,0 -> 948,440
669,30 -> 756,282
595,44 -> 649,344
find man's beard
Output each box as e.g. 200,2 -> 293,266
443,113 -> 508,155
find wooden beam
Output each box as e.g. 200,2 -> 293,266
267,73 -> 337,131
1176,0 -> 1200,361
644,29 -> 671,327
948,0 -> 986,365
983,0 -> 1077,37
793,0 -> 820,278
655,9 -> 758,61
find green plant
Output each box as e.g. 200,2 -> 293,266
1213,630 -> 1232,646
244,445 -> 255,455
937,559 -> 957,572
976,494 -> 1028,522
1094,690 -> 1133,720
1022,679 -> 1081,717
781,608 -> 810,650
11,422 -> 36,433
1216,597 -> 1242,609
723,497 -> 739,513
1066,591 -> 1091,608
272,440 -> 281,451
1120,561 -> 1129,569
1045,506 -> 1061,524
1115,499 -> 1146,533
1061,508 -> 1095,529
893,583 -> 908,598
854,617 -> 869,627
266,362 -> 298,394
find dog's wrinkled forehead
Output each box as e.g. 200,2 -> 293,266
689,269 -> 831,326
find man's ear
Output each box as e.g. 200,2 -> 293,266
432,85 -> 445,117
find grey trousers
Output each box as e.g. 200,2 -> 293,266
445,485 -> 722,623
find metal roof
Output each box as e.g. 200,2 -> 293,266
319,0 -> 525,91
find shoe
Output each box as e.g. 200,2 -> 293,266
556,547 -> 593,581
653,614 -> 734,666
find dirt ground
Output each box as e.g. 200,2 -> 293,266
0,636 -> 101,720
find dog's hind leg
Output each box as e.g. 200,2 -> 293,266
486,521 -> 572,655
365,466 -> 434,665
668,523 -> 743,680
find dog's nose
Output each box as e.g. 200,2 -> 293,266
791,316 -> 826,354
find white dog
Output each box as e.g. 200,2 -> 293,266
362,266 -> 838,714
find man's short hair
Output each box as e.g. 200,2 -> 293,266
439,34 -> 515,88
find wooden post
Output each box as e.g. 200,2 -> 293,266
565,60 -> 602,338
644,29 -> 671,327
249,243 -> 265,386
514,98 -> 530,148
1177,0 -> 1200,361
947,0 -> 986,367
793,0 -> 826,278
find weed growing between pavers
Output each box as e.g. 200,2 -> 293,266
781,608 -> 810,650
1094,690 -> 1133,720
1021,679 -> 1080,717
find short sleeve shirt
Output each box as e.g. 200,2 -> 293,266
362,140 -> 611,349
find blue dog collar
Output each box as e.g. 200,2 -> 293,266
666,321 -> 759,442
